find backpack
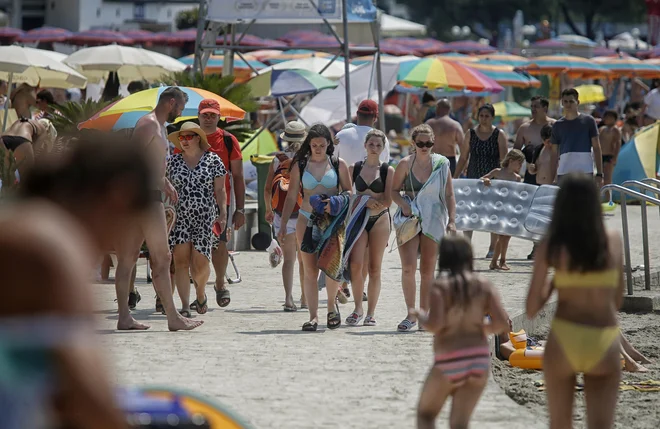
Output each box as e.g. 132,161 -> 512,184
271,153 -> 302,214
352,161 -> 389,189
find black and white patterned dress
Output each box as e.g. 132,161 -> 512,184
466,127 -> 502,179
167,151 -> 227,260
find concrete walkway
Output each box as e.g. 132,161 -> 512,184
93,206 -> 658,428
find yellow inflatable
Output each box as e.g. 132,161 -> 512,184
509,347 -> 544,370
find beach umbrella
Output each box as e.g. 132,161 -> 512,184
64,45 -> 186,84
469,60 -> 541,88
493,101 -> 531,120
69,29 -> 134,46
397,58 -> 504,92
476,52 -> 530,67
259,57 -> 356,80
443,41 -> 496,54
575,84 -> 607,104
351,54 -> 419,65
248,68 -> 338,97
384,37 -> 447,55
249,49 -> 287,62
526,54 -> 610,79
123,30 -> 162,45
78,86 -> 245,131
555,34 -> 598,47
592,56 -> 660,78
216,34 -> 287,48
0,27 -> 24,42
266,49 -> 332,64
432,53 -> 479,63
18,26 -> 73,43
612,122 -> 660,203
379,40 -> 413,56
530,39 -> 568,49
177,54 -> 267,72
164,29 -> 198,44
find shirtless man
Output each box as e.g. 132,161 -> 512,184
2,117 -> 57,179
425,98 -> 464,176
599,110 -> 622,200
114,87 -> 202,331
514,96 -> 556,185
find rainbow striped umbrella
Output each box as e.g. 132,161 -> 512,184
612,122 -> 660,202
476,52 -> 530,67
384,37 -> 446,55
592,56 -> 660,78
18,26 -> 73,43
397,58 -> 503,92
469,60 -> 541,88
432,53 -> 479,63
78,86 -> 245,131
178,54 -> 267,71
526,54 -> 610,78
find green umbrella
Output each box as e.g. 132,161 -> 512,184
248,68 -> 337,97
493,101 -> 531,121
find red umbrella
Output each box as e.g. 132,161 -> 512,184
0,27 -> 24,42
165,29 -> 198,45
123,30 -> 162,45
444,41 -> 496,54
216,34 -> 288,48
380,39 -> 416,56
384,37 -> 447,55
69,29 -> 134,46
18,26 -> 73,43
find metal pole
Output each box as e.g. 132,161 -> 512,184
341,0 -> 351,123
620,197 -> 633,295
192,0 -> 207,75
641,200 -> 651,290
223,24 -> 235,77
371,20 -> 385,132
2,73 -> 13,133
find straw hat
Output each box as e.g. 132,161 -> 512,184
280,121 -> 307,143
168,121 -> 210,151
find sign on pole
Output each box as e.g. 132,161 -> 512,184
206,0 -> 376,23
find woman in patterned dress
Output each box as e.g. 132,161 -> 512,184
167,122 -> 227,317
454,104 -> 508,257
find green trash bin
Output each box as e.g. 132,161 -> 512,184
250,154 -> 275,250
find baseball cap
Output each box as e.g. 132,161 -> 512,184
198,99 -> 221,115
357,99 -> 378,116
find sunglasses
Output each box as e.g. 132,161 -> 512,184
415,141 -> 434,148
178,134 -> 197,141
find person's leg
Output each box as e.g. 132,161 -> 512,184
325,277 -> 341,328
173,243 -> 192,313
419,235 -> 439,314
620,332 -> 652,364
142,205 -> 202,331
211,241 -> 230,306
347,232 -> 368,324
297,245 -> 306,308
365,217 -> 389,321
487,232 -> 497,257
190,249 -> 210,313
296,217 -> 319,326
498,235 -> 512,270
622,346 -> 648,372
490,235 -> 501,270
584,340 -> 621,429
101,254 -> 111,280
398,234 -> 420,329
416,367 -> 452,429
281,231 -> 298,310
448,375 -> 488,429
543,333 -> 577,429
115,221 -> 148,330
603,160 -> 614,200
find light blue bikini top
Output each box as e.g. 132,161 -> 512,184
302,158 -> 338,190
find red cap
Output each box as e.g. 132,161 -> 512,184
198,98 -> 221,115
357,99 -> 378,116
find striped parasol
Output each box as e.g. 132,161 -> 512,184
526,54 -> 610,78
443,41 -> 496,54
123,30 -> 164,45
178,54 -> 267,71
469,60 -> 541,88
432,53 -> 479,63
18,26 -> 73,43
267,49 -> 332,64
476,52 -> 530,67
379,40 -> 413,56
69,29 -> 134,46
397,58 -> 503,92
592,56 -> 660,78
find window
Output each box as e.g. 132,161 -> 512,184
134,3 -> 145,20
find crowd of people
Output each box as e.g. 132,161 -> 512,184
1,83 -> 652,429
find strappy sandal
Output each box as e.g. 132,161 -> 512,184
327,311 -> 341,330
179,309 -> 191,318
363,315 -> 377,326
128,290 -> 141,310
346,312 -> 363,326
191,295 -> 208,314
397,318 -> 416,332
215,287 -> 230,308
283,303 -> 298,312
155,296 -> 165,314
302,321 -> 318,331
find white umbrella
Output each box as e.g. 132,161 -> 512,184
0,45 -> 88,130
64,44 -> 187,84
259,57 -> 357,81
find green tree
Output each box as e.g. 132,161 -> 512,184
556,0 -> 646,40
49,97 -> 119,139
176,8 -> 200,30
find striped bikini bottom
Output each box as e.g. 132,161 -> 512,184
434,346 -> 490,385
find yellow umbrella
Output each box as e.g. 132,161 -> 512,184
575,84 -> 607,104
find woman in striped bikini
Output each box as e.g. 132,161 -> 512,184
412,235 -> 509,429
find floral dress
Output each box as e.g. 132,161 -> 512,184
167,151 -> 227,260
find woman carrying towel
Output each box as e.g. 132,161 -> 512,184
278,124 -> 352,331
391,124 -> 457,332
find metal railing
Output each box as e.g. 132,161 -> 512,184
602,184 -> 660,295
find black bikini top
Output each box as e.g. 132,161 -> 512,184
352,161 -> 388,194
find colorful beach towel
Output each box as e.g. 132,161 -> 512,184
341,195 -> 371,282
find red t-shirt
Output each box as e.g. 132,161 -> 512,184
174,128 -> 242,199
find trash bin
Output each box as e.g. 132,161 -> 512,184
250,154 -> 275,250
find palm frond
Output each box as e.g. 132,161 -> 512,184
50,97 -> 119,137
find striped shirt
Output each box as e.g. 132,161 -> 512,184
551,113 -> 598,175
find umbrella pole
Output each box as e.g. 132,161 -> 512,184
2,72 -> 13,133
341,0 -> 351,123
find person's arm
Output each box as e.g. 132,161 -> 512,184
485,280 -> 509,335
382,166 -> 395,207
264,161 -> 276,223
526,241 -> 552,318
214,175 -> 228,233
445,172 -> 456,233
337,158 -> 352,195
415,285 -> 445,333
612,127 -> 622,164
591,119 -> 604,183
390,158 -> 412,215
497,129 -> 508,161
454,132 -> 471,178
550,124 -> 560,183
513,123 -> 526,150
480,168 -> 499,186
455,123 -> 465,156
277,163 -> 301,241
230,157 -> 246,229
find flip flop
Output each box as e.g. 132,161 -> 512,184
283,303 -> 298,312
191,295 -> 208,314
397,318 -> 416,332
327,311 -> 341,330
179,309 -> 191,318
345,312 -> 363,326
363,315 -> 376,326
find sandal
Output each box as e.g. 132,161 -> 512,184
155,296 -> 165,315
191,295 -> 208,314
397,318 -> 417,332
179,309 -> 191,318
128,290 -> 141,310
342,283 -> 351,298
214,287 -> 231,308
302,321 -> 318,331
337,289 -> 348,304
345,312 -> 363,326
363,315 -> 376,326
327,311 -> 341,330
283,303 -> 298,312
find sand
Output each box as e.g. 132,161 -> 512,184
492,312 -> 660,429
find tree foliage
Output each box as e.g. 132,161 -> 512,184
176,8 -> 200,30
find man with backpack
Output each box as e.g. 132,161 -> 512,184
264,121 -> 307,311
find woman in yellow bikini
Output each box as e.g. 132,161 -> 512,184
526,173 -> 624,429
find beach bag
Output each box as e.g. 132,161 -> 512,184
394,170 -> 421,248
271,153 -> 301,214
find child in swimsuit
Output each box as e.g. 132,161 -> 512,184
411,235 -> 509,429
481,149 -> 525,270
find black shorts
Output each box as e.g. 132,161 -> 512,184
602,155 -> 614,164
446,156 -> 457,176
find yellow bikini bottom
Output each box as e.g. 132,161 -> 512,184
551,318 -> 620,373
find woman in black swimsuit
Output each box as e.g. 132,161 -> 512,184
454,104 -> 508,258
346,129 -> 394,326
1,117 -> 53,180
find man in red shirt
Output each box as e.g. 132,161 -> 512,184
197,99 -> 246,308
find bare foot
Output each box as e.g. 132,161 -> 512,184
168,314 -> 204,331
624,360 -> 649,372
499,263 -> 510,271
640,357 -> 653,365
117,316 -> 150,330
